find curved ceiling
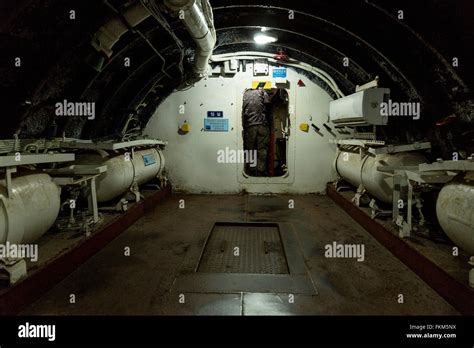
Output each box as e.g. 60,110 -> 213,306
1,0 -> 473,155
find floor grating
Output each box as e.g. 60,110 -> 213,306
197,223 -> 289,274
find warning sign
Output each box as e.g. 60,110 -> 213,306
251,81 -> 272,89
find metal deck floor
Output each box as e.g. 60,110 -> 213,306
21,194 -> 458,315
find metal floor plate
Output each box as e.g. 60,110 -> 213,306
174,222 -> 317,295
197,223 -> 289,274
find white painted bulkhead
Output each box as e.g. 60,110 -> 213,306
144,62 -> 344,194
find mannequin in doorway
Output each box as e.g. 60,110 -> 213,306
242,88 -> 278,176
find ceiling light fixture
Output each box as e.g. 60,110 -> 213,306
253,32 -> 278,45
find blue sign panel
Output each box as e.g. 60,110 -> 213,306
204,118 -> 229,132
207,111 -> 224,118
272,68 -> 287,78
142,154 -> 156,166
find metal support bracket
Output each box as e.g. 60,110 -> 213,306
48,165 -> 106,231
4,166 -> 17,198
334,178 -> 352,192
0,258 -> 27,285
396,215 -> 412,238
392,170 -> 413,238
129,181 -> 141,203
369,199 -> 392,219
352,185 -> 366,207
368,141 -> 431,155
87,177 -> 99,223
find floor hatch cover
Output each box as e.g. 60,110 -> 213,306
197,222 -> 289,274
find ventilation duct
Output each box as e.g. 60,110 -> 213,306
164,0 -> 216,76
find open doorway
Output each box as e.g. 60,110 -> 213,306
242,88 -> 290,177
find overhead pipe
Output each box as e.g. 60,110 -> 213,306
92,2 -> 151,58
96,1 -> 171,78
164,0 -> 216,77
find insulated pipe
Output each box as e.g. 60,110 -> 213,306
92,2 -> 151,57
164,0 -> 216,76
436,173 -> 474,255
0,173 -> 61,244
334,151 -> 427,203
76,148 -> 165,202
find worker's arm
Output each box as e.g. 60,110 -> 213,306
264,89 -> 278,103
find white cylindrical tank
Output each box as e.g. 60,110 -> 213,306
77,147 -> 165,202
0,173 -> 61,244
335,151 -> 427,203
436,173 -> 474,255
